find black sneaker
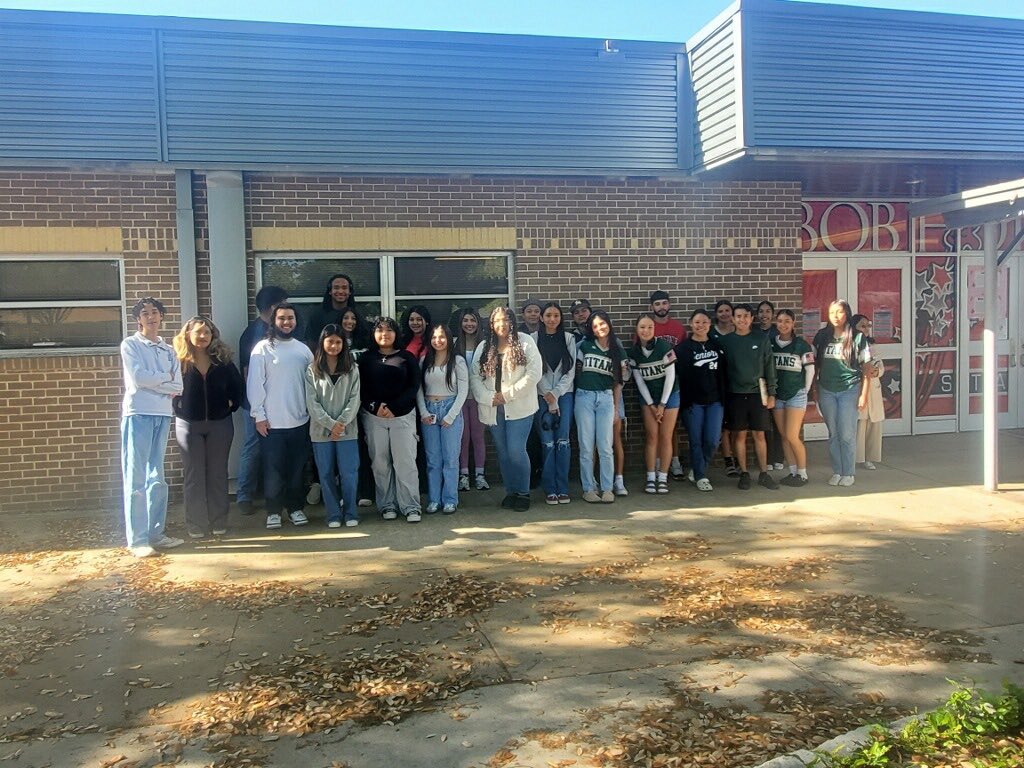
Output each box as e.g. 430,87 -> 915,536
725,457 -> 741,477
513,493 -> 531,512
780,474 -> 807,487
238,500 -> 255,516
501,494 -> 516,509
758,471 -> 779,490
737,472 -> 751,490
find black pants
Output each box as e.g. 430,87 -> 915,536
175,416 -> 234,533
260,424 -> 310,516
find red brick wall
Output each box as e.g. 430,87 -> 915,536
0,170 -> 181,514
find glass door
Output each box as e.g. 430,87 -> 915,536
958,255 -> 1018,430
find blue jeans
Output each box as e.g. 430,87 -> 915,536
575,389 -> 614,493
422,398 -> 465,507
535,392 -> 573,496
121,414 -> 171,548
260,424 -> 310,516
684,401 -> 723,481
817,386 -> 860,476
312,439 -> 360,523
489,406 -> 533,495
236,407 -> 261,503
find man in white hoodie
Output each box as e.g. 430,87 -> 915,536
247,302 -> 314,530
120,297 -> 184,557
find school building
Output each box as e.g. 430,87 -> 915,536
0,0 -> 1022,512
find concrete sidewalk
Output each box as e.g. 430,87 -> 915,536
2,431 -> 1023,767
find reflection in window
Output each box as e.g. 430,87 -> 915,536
0,306 -> 123,349
0,258 -> 124,351
261,258 -> 382,297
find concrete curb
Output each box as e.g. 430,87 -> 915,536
755,716 -> 916,767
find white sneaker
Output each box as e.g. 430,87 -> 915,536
475,475 -> 490,490
381,509 -> 398,520
327,520 -> 342,529
153,535 -> 184,549
696,478 -> 713,492
406,511 -> 422,523
345,519 -> 359,527
827,474 -> 841,486
582,490 -> 601,503
600,490 -> 615,503
306,483 -> 321,505
288,510 -> 309,526
458,475 -> 471,492
266,513 -> 282,529
212,529 -> 227,536
863,461 -> 877,470
773,463 -> 786,471
838,475 -> 856,487
129,545 -> 156,558
613,483 -> 628,497
357,498 -> 373,507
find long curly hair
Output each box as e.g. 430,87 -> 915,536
173,316 -> 233,372
479,306 -> 526,379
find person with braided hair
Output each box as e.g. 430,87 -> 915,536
469,306 -> 542,512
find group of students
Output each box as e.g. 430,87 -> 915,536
117,275 -> 884,557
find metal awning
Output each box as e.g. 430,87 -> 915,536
909,179 -> 1024,491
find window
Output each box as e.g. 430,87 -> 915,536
0,257 -> 124,351
257,251 -> 513,332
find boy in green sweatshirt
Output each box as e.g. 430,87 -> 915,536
715,304 -> 779,491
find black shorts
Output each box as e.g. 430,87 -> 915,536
727,392 -> 770,432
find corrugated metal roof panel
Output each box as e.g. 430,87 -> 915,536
744,4 -> 1024,153
161,30 -> 680,170
0,23 -> 161,160
687,13 -> 741,168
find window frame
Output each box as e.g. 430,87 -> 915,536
255,250 -> 515,320
0,253 -> 126,357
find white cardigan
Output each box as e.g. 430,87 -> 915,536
469,333 -> 543,425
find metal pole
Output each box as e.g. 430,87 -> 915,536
983,220 -> 999,491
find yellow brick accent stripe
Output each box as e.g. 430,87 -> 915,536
0,227 -> 122,253
252,227 -> 518,252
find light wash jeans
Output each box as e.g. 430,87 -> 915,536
817,385 -> 860,476
683,401 -> 723,481
236,407 -> 261,503
575,389 -> 614,493
422,398 -> 465,507
312,439 -> 360,523
121,414 -> 171,548
535,392 -> 574,496
489,406 -> 533,495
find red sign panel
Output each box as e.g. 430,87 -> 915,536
967,354 -> 1009,415
801,202 -> 909,252
915,351 -> 956,417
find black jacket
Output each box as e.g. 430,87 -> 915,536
173,362 -> 245,422
674,337 -> 727,408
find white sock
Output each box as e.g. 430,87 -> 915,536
798,468 -> 808,479
475,469 -> 484,477
656,471 -> 668,483
789,464 -> 797,476
614,474 -> 624,487
646,471 -> 656,482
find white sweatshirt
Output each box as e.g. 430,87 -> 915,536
247,337 -> 314,429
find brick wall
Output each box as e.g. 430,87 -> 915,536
244,174 -> 804,469
1,170 -> 802,513
0,170 -> 181,514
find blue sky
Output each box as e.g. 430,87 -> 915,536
1,0 -> 1021,41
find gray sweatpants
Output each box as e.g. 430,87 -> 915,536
361,410 -> 421,515
175,416 -> 234,533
